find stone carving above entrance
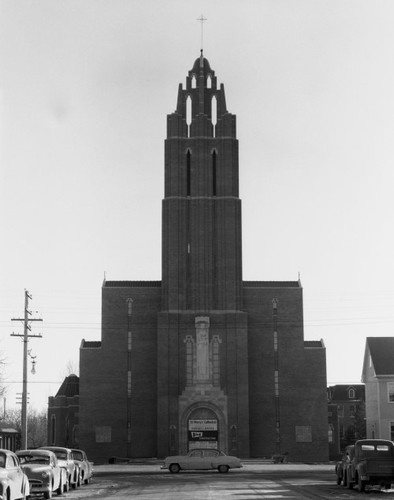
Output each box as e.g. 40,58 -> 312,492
184,316 -> 222,387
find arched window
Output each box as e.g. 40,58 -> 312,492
186,96 -> 192,138
191,75 -> 197,88
211,96 -> 217,137
348,387 -> 356,399
207,74 -> 212,88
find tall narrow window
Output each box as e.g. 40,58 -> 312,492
207,74 -> 212,88
212,150 -> 217,196
211,95 -> 217,137
186,96 -> 192,138
186,150 -> 191,196
51,415 -> 56,445
191,75 -> 197,88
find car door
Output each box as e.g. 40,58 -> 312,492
204,449 -> 220,468
183,450 -> 206,469
7,454 -> 23,499
51,455 -> 60,490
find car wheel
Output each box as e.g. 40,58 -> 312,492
63,477 -> 69,493
169,463 -> 180,473
218,465 -> 229,473
56,476 -> 63,496
44,485 -> 53,499
357,474 -> 366,492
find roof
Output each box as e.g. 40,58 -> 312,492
367,337 -> 394,376
327,384 -> 365,401
55,374 -> 79,398
104,281 -> 161,288
243,281 -> 300,288
81,340 -> 101,348
304,340 -> 325,348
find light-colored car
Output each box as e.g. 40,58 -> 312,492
40,447 -> 79,489
0,449 -> 30,500
161,448 -> 242,473
17,449 -> 67,498
71,449 -> 93,485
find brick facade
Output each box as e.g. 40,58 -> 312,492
78,53 -> 328,463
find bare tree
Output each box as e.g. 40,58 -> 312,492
64,359 -> 79,377
4,407 -> 47,449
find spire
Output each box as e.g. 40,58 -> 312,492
197,14 -> 207,52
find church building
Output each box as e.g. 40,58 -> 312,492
78,53 -> 328,463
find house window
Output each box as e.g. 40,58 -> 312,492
348,388 -> 356,399
387,382 -> 394,403
349,405 -> 356,417
338,405 -> 344,417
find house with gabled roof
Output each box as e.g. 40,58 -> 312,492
362,337 -> 394,440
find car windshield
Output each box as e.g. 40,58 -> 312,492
18,455 -> 50,465
54,452 -> 67,460
72,451 -> 83,460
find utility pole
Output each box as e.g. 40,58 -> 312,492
11,290 -> 42,449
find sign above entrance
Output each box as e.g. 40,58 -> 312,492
189,419 -> 217,431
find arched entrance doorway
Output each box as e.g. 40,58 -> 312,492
180,403 -> 227,453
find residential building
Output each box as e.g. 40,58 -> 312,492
362,337 -> 394,440
327,384 -> 365,458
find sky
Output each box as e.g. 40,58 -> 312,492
1,0 -> 394,412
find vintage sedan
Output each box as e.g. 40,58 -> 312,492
0,449 -> 30,500
161,448 -> 242,473
71,449 -> 93,485
40,447 -> 79,489
17,449 -> 67,498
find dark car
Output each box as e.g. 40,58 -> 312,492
339,439 -> 394,492
71,449 -> 93,485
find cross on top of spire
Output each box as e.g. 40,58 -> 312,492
197,14 -> 207,52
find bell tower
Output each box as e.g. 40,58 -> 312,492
158,53 -> 249,457
162,51 -> 243,311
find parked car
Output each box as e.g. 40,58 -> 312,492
39,447 -> 80,489
340,439 -> 394,492
71,449 -> 93,485
0,449 -> 30,500
335,445 -> 354,485
17,449 -> 67,498
161,448 -> 242,473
